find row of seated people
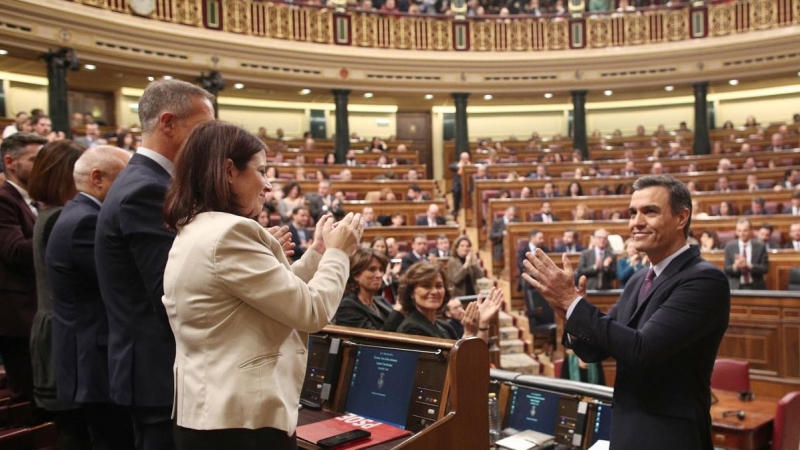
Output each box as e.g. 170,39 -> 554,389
469,166 -> 800,227
263,164 -> 428,183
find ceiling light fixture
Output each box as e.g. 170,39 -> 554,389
728,79 -> 739,86
364,92 -> 373,98
233,83 -> 245,89
163,75 -> 173,80
664,85 -> 674,92
544,93 -> 553,99
604,90 -> 613,96
300,89 -> 311,95
425,94 -> 433,100
484,94 -> 493,100
84,64 -> 97,70
147,76 -> 155,81
0,49 -> 8,56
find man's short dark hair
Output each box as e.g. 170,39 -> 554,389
409,184 -> 421,192
529,228 -> 541,237
0,132 -> 48,160
753,197 -> 765,206
759,223 -> 773,233
632,175 -> 692,238
30,115 -> 50,127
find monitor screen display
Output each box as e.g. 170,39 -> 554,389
344,346 -> 419,429
506,385 -> 563,435
589,401 -> 613,445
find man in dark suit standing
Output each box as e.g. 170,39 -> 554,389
553,229 -> 584,253
47,146 -> 134,449
576,229 -> 617,290
0,132 -> 47,403
287,206 -> 312,262
489,206 -> 520,263
523,175 -> 730,450
531,201 -> 559,223
95,80 -> 215,450
723,218 -> 769,290
400,233 -> 428,273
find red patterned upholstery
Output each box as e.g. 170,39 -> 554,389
710,359 -> 750,392
772,391 -> 800,450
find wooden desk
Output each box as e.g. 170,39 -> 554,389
710,390 -> 775,450
297,409 -> 410,450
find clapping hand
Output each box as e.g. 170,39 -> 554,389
266,225 -> 295,257
323,212 -> 363,256
523,249 -> 587,320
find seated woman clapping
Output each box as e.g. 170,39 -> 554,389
333,248 -> 404,332
396,262 -> 502,342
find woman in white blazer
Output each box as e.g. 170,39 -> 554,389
162,121 -> 362,450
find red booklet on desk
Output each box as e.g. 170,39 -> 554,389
296,413 -> 412,449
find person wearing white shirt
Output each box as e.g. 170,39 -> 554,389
723,219 -> 769,290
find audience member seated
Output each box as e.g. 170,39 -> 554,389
786,191 -> 800,216
532,201 -> 558,223
699,229 -> 722,253
566,181 -> 584,197
396,262 -> 501,342
288,206 -> 312,262
573,203 -> 593,221
443,299 -> 466,338
554,229 -> 584,253
361,206 -> 380,228
332,248 -> 404,332
279,182 -> 304,223
745,197 -> 769,215
307,180 -> 344,222
784,223 -> 800,250
617,239 -> 648,288
538,181 -> 560,198
401,233 -> 429,273
429,234 -> 451,258
757,223 -> 778,250
767,133 -> 791,152
724,219 -> 769,290
717,175 -> 732,193
447,236 -> 484,298
416,203 -> 446,226
577,229 -> 617,290
559,350 -> 606,386
490,206 -> 520,263
716,201 -> 735,217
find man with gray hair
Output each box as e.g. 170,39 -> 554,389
95,80 -> 214,450
47,145 -> 134,449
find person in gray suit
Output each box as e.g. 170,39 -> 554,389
489,206 -> 520,263
723,218 -> 769,290
576,229 -> 617,290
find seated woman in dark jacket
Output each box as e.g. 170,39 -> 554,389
396,262 -> 501,341
333,248 -> 404,332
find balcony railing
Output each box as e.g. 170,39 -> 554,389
71,0 -> 800,51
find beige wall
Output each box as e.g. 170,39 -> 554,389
716,92 -> 800,127
330,111 -> 397,140
219,105 -> 306,137
7,82 -> 48,118
468,111 -> 566,141
587,103 -> 694,136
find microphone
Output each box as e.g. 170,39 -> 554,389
722,410 -> 745,420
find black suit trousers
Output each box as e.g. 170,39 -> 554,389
174,425 -> 297,450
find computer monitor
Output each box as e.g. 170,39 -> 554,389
505,385 -> 564,435
344,346 -> 420,429
585,401 -> 613,448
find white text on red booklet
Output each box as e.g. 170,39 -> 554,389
334,413 -> 383,429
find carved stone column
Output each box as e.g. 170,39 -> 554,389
571,90 -> 588,160
693,81 -> 710,155
452,93 -> 470,160
332,89 -> 351,162
43,48 -> 79,138
198,70 -> 224,118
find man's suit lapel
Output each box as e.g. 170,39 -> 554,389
627,247 -> 700,324
3,182 -> 37,224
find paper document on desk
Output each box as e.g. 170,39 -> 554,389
496,430 -> 554,450
588,440 -> 610,450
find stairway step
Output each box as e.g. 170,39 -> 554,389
498,311 -> 515,328
499,326 -> 520,341
499,339 -> 526,354
500,353 -> 540,375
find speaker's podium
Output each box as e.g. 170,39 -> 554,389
297,325 -> 489,449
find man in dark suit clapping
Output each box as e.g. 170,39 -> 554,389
47,146 -> 135,449
522,175 -> 730,450
95,80 -> 215,450
0,132 -> 47,403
